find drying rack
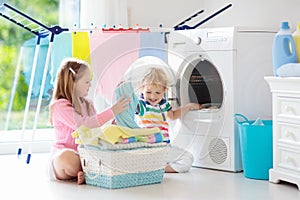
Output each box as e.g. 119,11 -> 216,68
173,3 -> 232,30
0,2 -> 68,164
0,2 -> 232,164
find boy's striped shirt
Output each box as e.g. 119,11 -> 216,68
136,98 -> 172,143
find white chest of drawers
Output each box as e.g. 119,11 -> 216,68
265,76 -> 300,190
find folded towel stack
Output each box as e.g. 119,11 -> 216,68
72,124 -> 167,150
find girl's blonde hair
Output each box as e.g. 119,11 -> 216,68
49,58 -> 92,125
141,67 -> 169,89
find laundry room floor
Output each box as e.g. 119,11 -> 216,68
1,153 -> 299,200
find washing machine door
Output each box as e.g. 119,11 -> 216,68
177,55 -> 224,109
171,55 -> 234,170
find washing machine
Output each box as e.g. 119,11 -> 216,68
167,27 -> 276,172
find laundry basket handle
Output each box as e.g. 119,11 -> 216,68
84,169 -> 102,180
234,114 -> 250,125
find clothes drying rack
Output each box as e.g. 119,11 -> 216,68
0,2 -> 232,164
0,2 -> 159,164
173,3 -> 232,30
0,2 -> 68,163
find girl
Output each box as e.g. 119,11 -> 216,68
48,58 -> 129,184
136,67 -> 203,173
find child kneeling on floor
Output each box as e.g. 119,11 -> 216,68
135,67 -> 203,173
48,58 -> 130,184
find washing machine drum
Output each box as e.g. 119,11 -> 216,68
177,58 -> 223,108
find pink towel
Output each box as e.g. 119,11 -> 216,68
89,32 -> 140,101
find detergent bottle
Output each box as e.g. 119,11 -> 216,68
272,22 -> 297,76
293,22 -> 300,62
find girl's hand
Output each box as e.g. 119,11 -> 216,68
111,95 -> 130,115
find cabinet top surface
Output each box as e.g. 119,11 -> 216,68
264,76 -> 300,93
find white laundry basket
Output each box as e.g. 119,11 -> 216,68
78,146 -> 168,189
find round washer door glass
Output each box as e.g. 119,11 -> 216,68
179,58 -> 223,108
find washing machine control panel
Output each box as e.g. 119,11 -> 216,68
206,32 -> 228,42
190,28 -> 234,50
169,27 -> 235,52
192,36 -> 201,45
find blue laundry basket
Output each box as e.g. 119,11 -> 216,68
234,114 -> 273,180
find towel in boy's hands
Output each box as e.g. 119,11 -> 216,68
114,82 -> 140,128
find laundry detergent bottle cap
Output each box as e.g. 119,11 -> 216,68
272,21 -> 297,76
293,22 -> 300,62
281,21 -> 290,29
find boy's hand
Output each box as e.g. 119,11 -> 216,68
188,103 -> 203,111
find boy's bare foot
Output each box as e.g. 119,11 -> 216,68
77,171 -> 85,185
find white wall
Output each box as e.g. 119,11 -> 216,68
77,0 -> 300,31
127,0 -> 300,31
79,0 -> 128,28
126,0 -> 202,29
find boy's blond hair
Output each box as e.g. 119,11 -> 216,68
141,67 -> 169,89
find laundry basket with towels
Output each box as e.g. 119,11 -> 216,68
73,125 -> 168,189
78,145 -> 168,189
234,114 -> 273,180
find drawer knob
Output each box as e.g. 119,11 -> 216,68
285,156 -> 297,167
284,105 -> 295,115
285,131 -> 296,141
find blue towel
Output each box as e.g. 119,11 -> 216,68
114,82 -> 140,128
277,63 -> 300,77
50,32 -> 72,84
139,32 -> 166,62
22,37 -> 52,97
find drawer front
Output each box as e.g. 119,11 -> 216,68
277,122 -> 300,146
278,148 -> 300,174
277,97 -> 300,122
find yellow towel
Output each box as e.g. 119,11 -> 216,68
72,126 -> 100,146
100,125 -> 160,144
72,32 -> 91,64
72,124 -> 161,145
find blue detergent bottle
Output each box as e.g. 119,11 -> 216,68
272,22 -> 297,76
